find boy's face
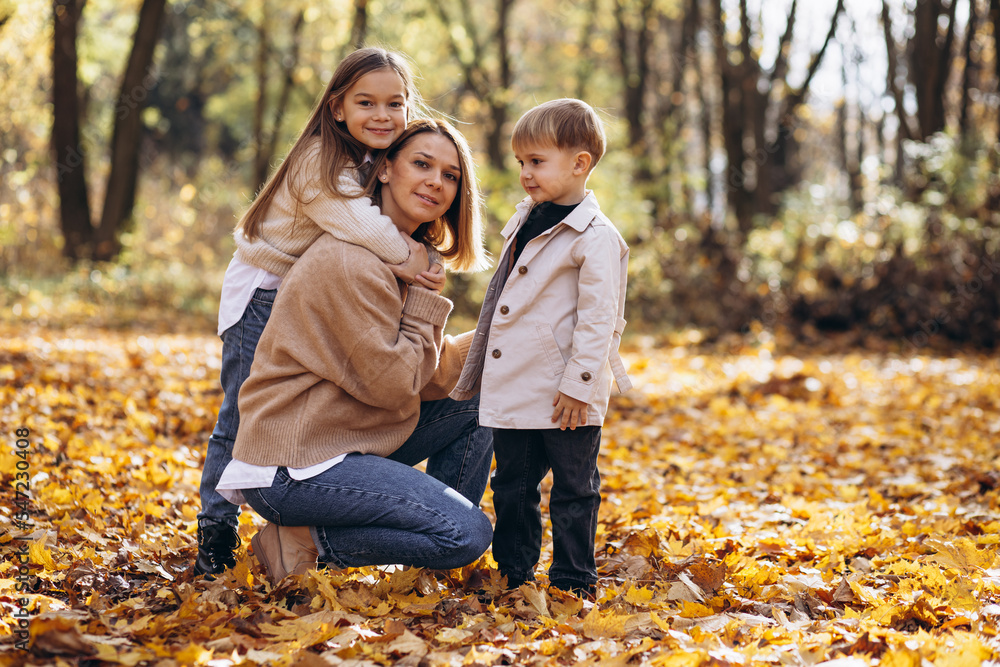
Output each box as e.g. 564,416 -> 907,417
513,143 -> 587,206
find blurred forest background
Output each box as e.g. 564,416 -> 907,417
1,0 -> 999,346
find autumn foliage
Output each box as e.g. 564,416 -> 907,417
0,323 -> 998,665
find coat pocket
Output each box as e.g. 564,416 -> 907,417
535,324 -> 566,378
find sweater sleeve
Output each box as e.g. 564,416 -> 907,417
294,156 -> 410,264
338,284 -> 454,408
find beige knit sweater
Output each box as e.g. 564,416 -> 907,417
234,138 -> 410,275
233,233 -> 473,469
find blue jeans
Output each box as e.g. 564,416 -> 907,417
198,287 -> 276,529
491,426 -> 602,588
242,396 -> 494,569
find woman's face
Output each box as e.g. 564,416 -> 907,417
379,132 -> 461,235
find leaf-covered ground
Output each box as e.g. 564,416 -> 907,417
1,323 -> 998,666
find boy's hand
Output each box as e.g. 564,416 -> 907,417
412,263 -> 446,293
551,392 -> 588,430
386,234 -> 430,284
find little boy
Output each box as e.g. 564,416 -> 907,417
451,98 -> 631,597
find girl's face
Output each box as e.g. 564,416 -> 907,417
379,132 -> 461,235
331,68 -> 408,151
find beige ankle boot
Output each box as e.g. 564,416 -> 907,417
251,523 -> 319,584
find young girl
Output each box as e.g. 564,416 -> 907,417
195,47 -> 445,576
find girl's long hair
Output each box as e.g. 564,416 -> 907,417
238,47 -> 424,241
371,119 -> 488,272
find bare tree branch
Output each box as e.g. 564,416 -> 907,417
769,0 -> 798,88
882,0 -> 914,141
781,0 -> 845,118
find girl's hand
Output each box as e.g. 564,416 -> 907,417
386,234 -> 430,284
412,263 -> 446,293
551,392 -> 588,430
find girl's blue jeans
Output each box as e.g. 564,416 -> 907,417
491,426 -> 602,589
242,394 -> 494,569
198,287 -> 276,530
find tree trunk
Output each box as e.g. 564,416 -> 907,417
711,0 -> 753,235
432,0 -> 515,170
350,0 -> 368,50
854,103 -> 865,213
252,2 -> 269,190
741,0 -> 769,216
485,0 -> 513,170
264,10 -> 305,177
958,0 -> 979,138
881,1 -> 913,142
574,0 -> 600,100
882,0 -> 911,183
614,0 -> 655,181
712,0 -> 841,237
992,0 -> 1000,142
653,0 -> 699,225
52,0 -> 92,262
94,0 -> 168,261
911,0 -> 956,139
766,0 -> 843,201
839,53 -> 864,213
699,53 -> 714,216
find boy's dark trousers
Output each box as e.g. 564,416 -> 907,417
491,425 -> 602,591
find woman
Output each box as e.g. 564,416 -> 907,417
216,120 -> 493,583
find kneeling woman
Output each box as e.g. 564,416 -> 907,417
217,120 -> 493,583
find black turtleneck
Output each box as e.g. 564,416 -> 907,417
510,201 -> 579,266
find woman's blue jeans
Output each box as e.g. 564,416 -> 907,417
198,287 -> 276,530
241,395 -> 494,569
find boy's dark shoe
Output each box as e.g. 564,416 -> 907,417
501,571 -> 535,590
194,522 -> 239,576
549,579 -> 597,600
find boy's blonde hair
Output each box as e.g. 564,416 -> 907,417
511,98 -> 606,170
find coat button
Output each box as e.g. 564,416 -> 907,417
518,266 -> 527,275
492,349 -> 502,359
499,305 -> 509,315
581,371 -> 592,381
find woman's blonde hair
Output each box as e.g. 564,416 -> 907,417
371,119 -> 488,272
238,47 -> 424,240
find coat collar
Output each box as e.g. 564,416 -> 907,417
501,191 -> 602,238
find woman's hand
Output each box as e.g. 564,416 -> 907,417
386,234 -> 430,284
412,263 -> 446,293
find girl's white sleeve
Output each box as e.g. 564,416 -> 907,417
300,171 -> 410,264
